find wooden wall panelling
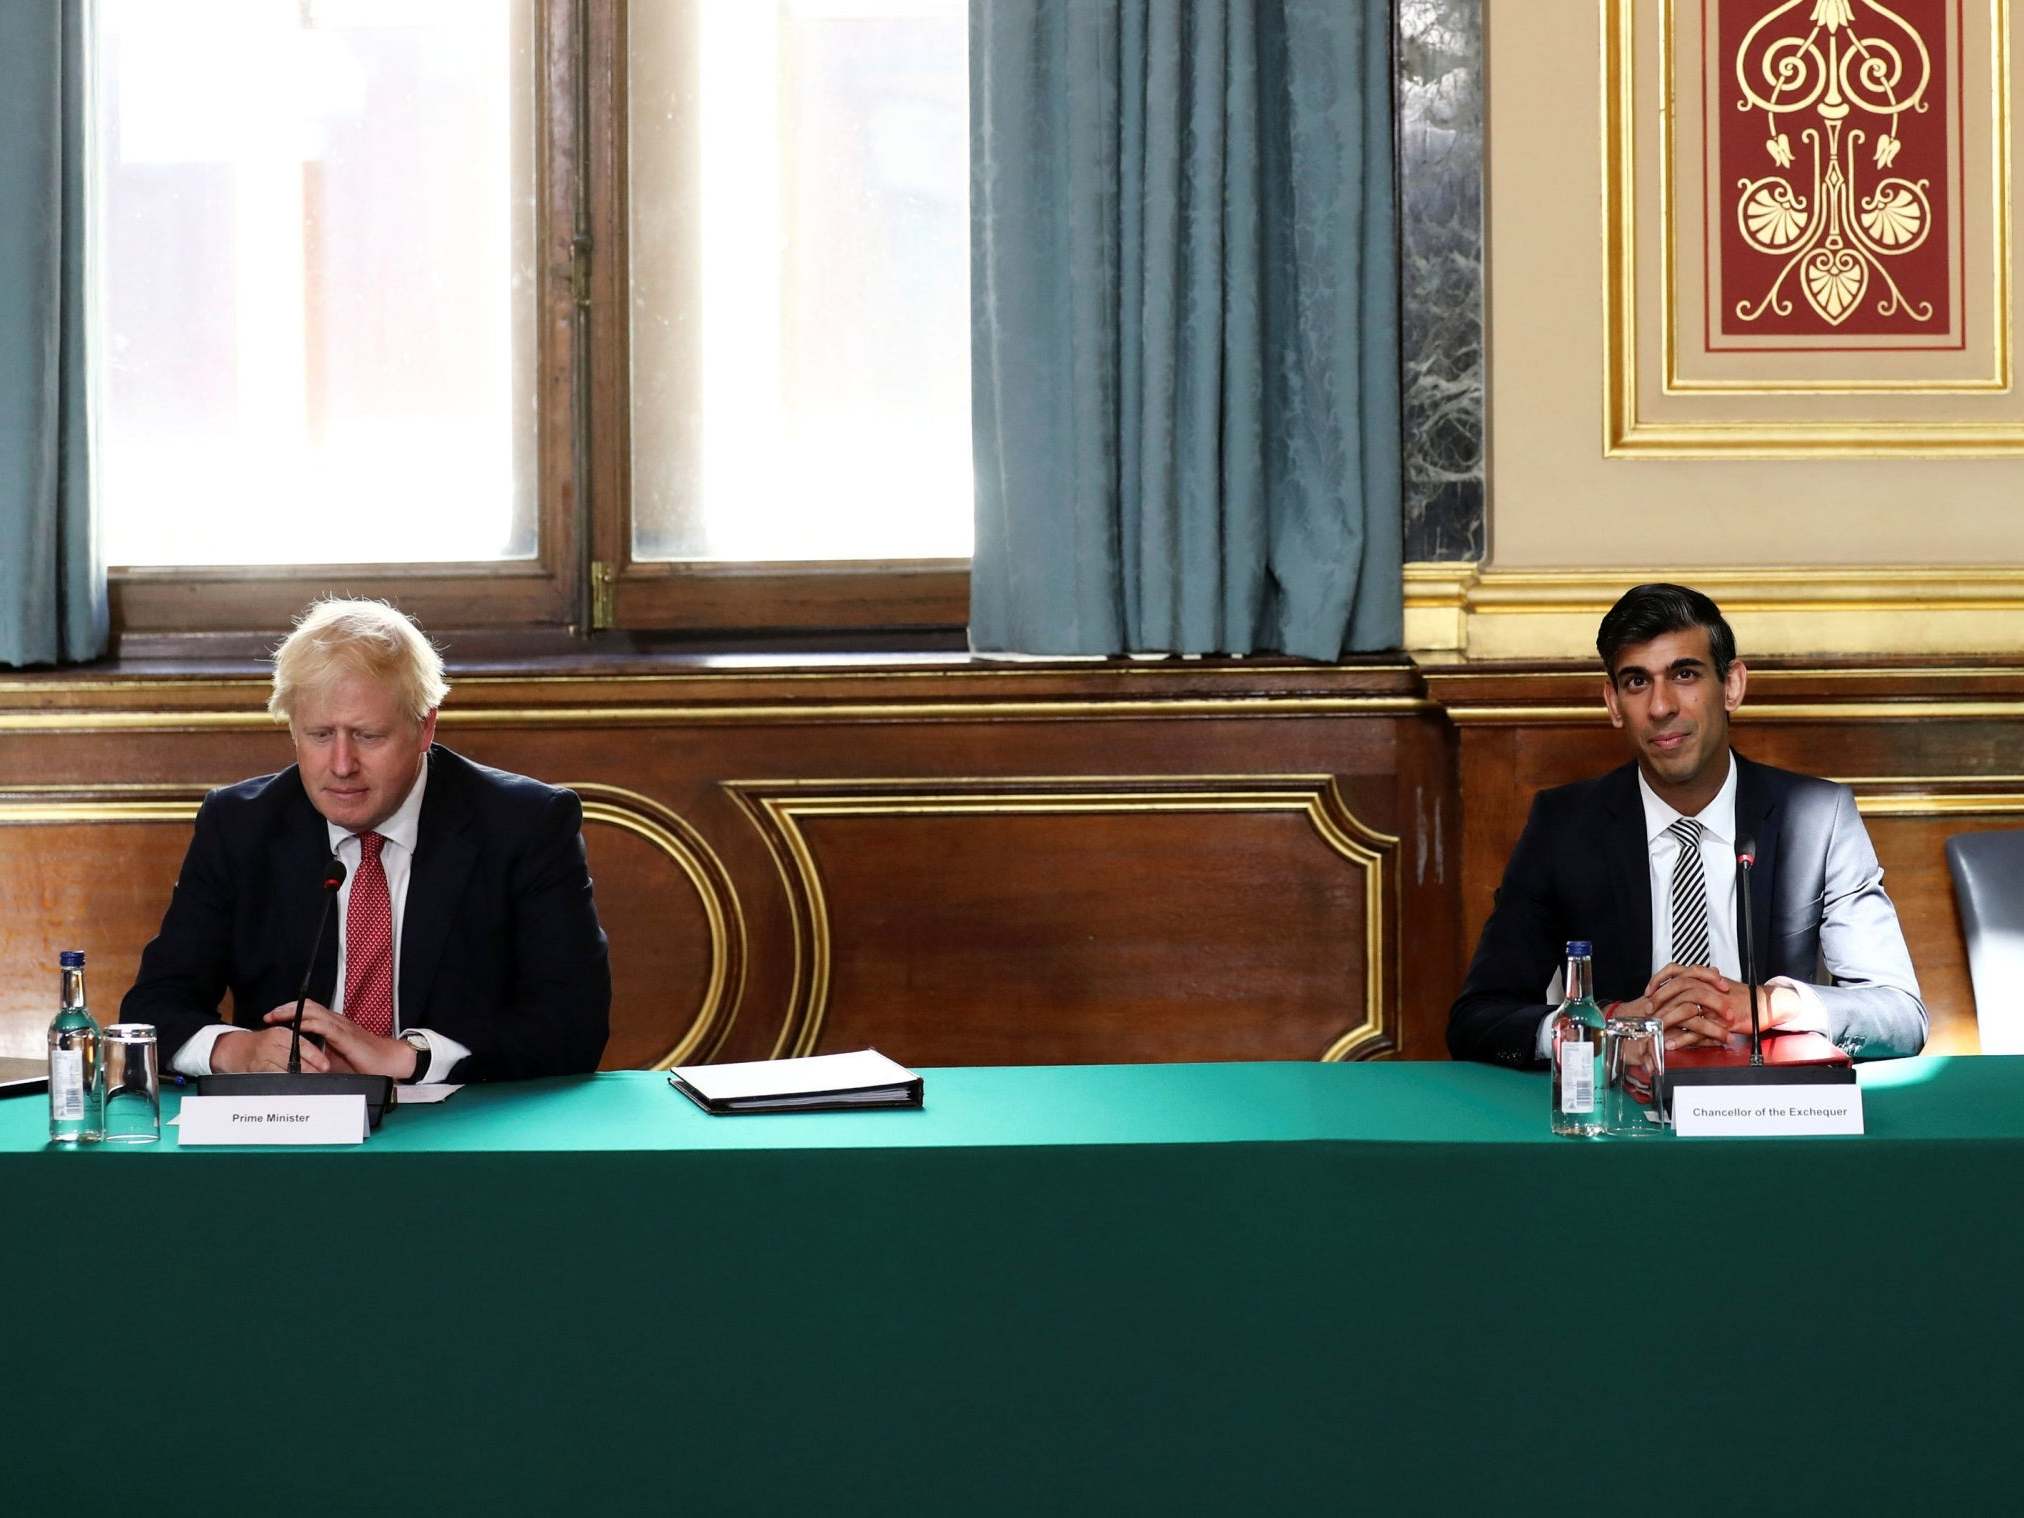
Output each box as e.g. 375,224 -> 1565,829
7,658 -> 2008,1068
0,800 -> 203,1052
0,662 -> 1452,1069
725,776 -> 1397,1066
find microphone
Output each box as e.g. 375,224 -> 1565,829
286,855 -> 347,1075
195,850 -> 395,1129
1735,835 -> 1764,1067
1667,833 -> 1856,1115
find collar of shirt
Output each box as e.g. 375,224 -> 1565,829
1635,749 -> 1738,850
324,750 -> 429,859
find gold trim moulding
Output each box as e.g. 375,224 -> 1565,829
0,696 -> 1441,734
1402,562 -> 1477,604
1409,562 -> 2024,659
1833,773 -> 2024,785
1855,792 -> 2024,816
571,783 -> 747,1070
1420,666 -> 2024,682
1445,701 -> 2024,726
0,678 -> 269,697
1402,562 -> 1476,652
0,661 -> 1421,699
1659,377 -> 2014,395
451,661 -> 1425,686
1604,424 -> 2024,459
0,802 -> 207,824
1464,566 -> 2024,613
1408,562 -> 2024,612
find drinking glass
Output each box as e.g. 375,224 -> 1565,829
101,1024 -> 160,1145
1601,1012 -> 1667,1137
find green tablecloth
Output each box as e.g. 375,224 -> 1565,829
4,1059 -> 2019,1514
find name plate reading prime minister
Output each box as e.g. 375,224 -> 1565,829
1672,1086 -> 1865,1138
176,1095 -> 369,1146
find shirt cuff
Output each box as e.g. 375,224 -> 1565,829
1534,1010 -> 1557,1063
401,1027 -> 471,1084
1764,976 -> 1830,1034
171,1023 -> 238,1079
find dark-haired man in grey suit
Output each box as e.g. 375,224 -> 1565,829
1449,582 -> 1926,1069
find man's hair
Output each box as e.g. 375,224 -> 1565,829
268,599 -> 449,725
1596,582 -> 1736,682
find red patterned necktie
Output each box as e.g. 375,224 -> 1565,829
343,831 -> 395,1038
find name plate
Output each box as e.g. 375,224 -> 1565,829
1671,1085 -> 1865,1138
176,1095 -> 368,1146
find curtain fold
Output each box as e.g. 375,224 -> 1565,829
970,0 -> 1401,659
1,0 -> 106,668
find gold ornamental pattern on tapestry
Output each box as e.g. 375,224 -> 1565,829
1725,0 -> 1945,335
1602,0 -> 2017,455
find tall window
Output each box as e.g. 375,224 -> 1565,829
87,0 -> 973,638
627,0 -> 971,563
92,0 -> 539,567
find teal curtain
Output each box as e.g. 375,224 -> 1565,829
1,1 -> 105,667
970,0 -> 1402,660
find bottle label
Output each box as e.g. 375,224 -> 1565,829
1561,1043 -> 1597,1114
51,1048 -> 84,1121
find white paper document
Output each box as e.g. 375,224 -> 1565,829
670,1049 -> 922,1113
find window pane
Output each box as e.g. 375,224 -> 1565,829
92,0 -> 538,567
629,0 -> 972,562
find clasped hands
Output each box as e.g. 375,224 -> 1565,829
1616,964 -> 1790,1053
210,1003 -> 419,1079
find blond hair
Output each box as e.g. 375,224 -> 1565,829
268,600 -> 449,725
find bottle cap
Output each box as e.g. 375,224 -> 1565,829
59,949 -> 85,968
1564,940 -> 1592,957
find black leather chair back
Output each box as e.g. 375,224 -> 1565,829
1945,830 -> 2024,1054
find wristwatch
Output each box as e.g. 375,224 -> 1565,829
399,1031 -> 431,1085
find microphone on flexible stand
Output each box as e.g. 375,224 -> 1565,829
1666,830 -> 1855,1105
197,851 -> 396,1128
287,855 -> 347,1076
1736,835 -> 1765,1067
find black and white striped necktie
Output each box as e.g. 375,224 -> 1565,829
1666,817 -> 1712,967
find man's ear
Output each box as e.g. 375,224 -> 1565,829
418,708 -> 439,747
1601,676 -> 1625,729
1724,659 -> 1749,715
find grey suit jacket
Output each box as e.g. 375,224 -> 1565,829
1449,755 -> 1928,1068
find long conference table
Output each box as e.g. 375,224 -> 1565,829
5,1058 -> 2020,1514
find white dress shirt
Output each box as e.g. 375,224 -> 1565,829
1638,756 -> 1742,979
172,756 -> 471,1082
1534,751 -> 1823,1057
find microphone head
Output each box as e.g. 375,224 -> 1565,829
1736,835 -> 1757,870
322,856 -> 348,891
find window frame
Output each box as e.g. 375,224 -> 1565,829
102,0 -> 971,647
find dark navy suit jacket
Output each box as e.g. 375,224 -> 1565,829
1449,755 -> 1926,1068
123,745 -> 611,1081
